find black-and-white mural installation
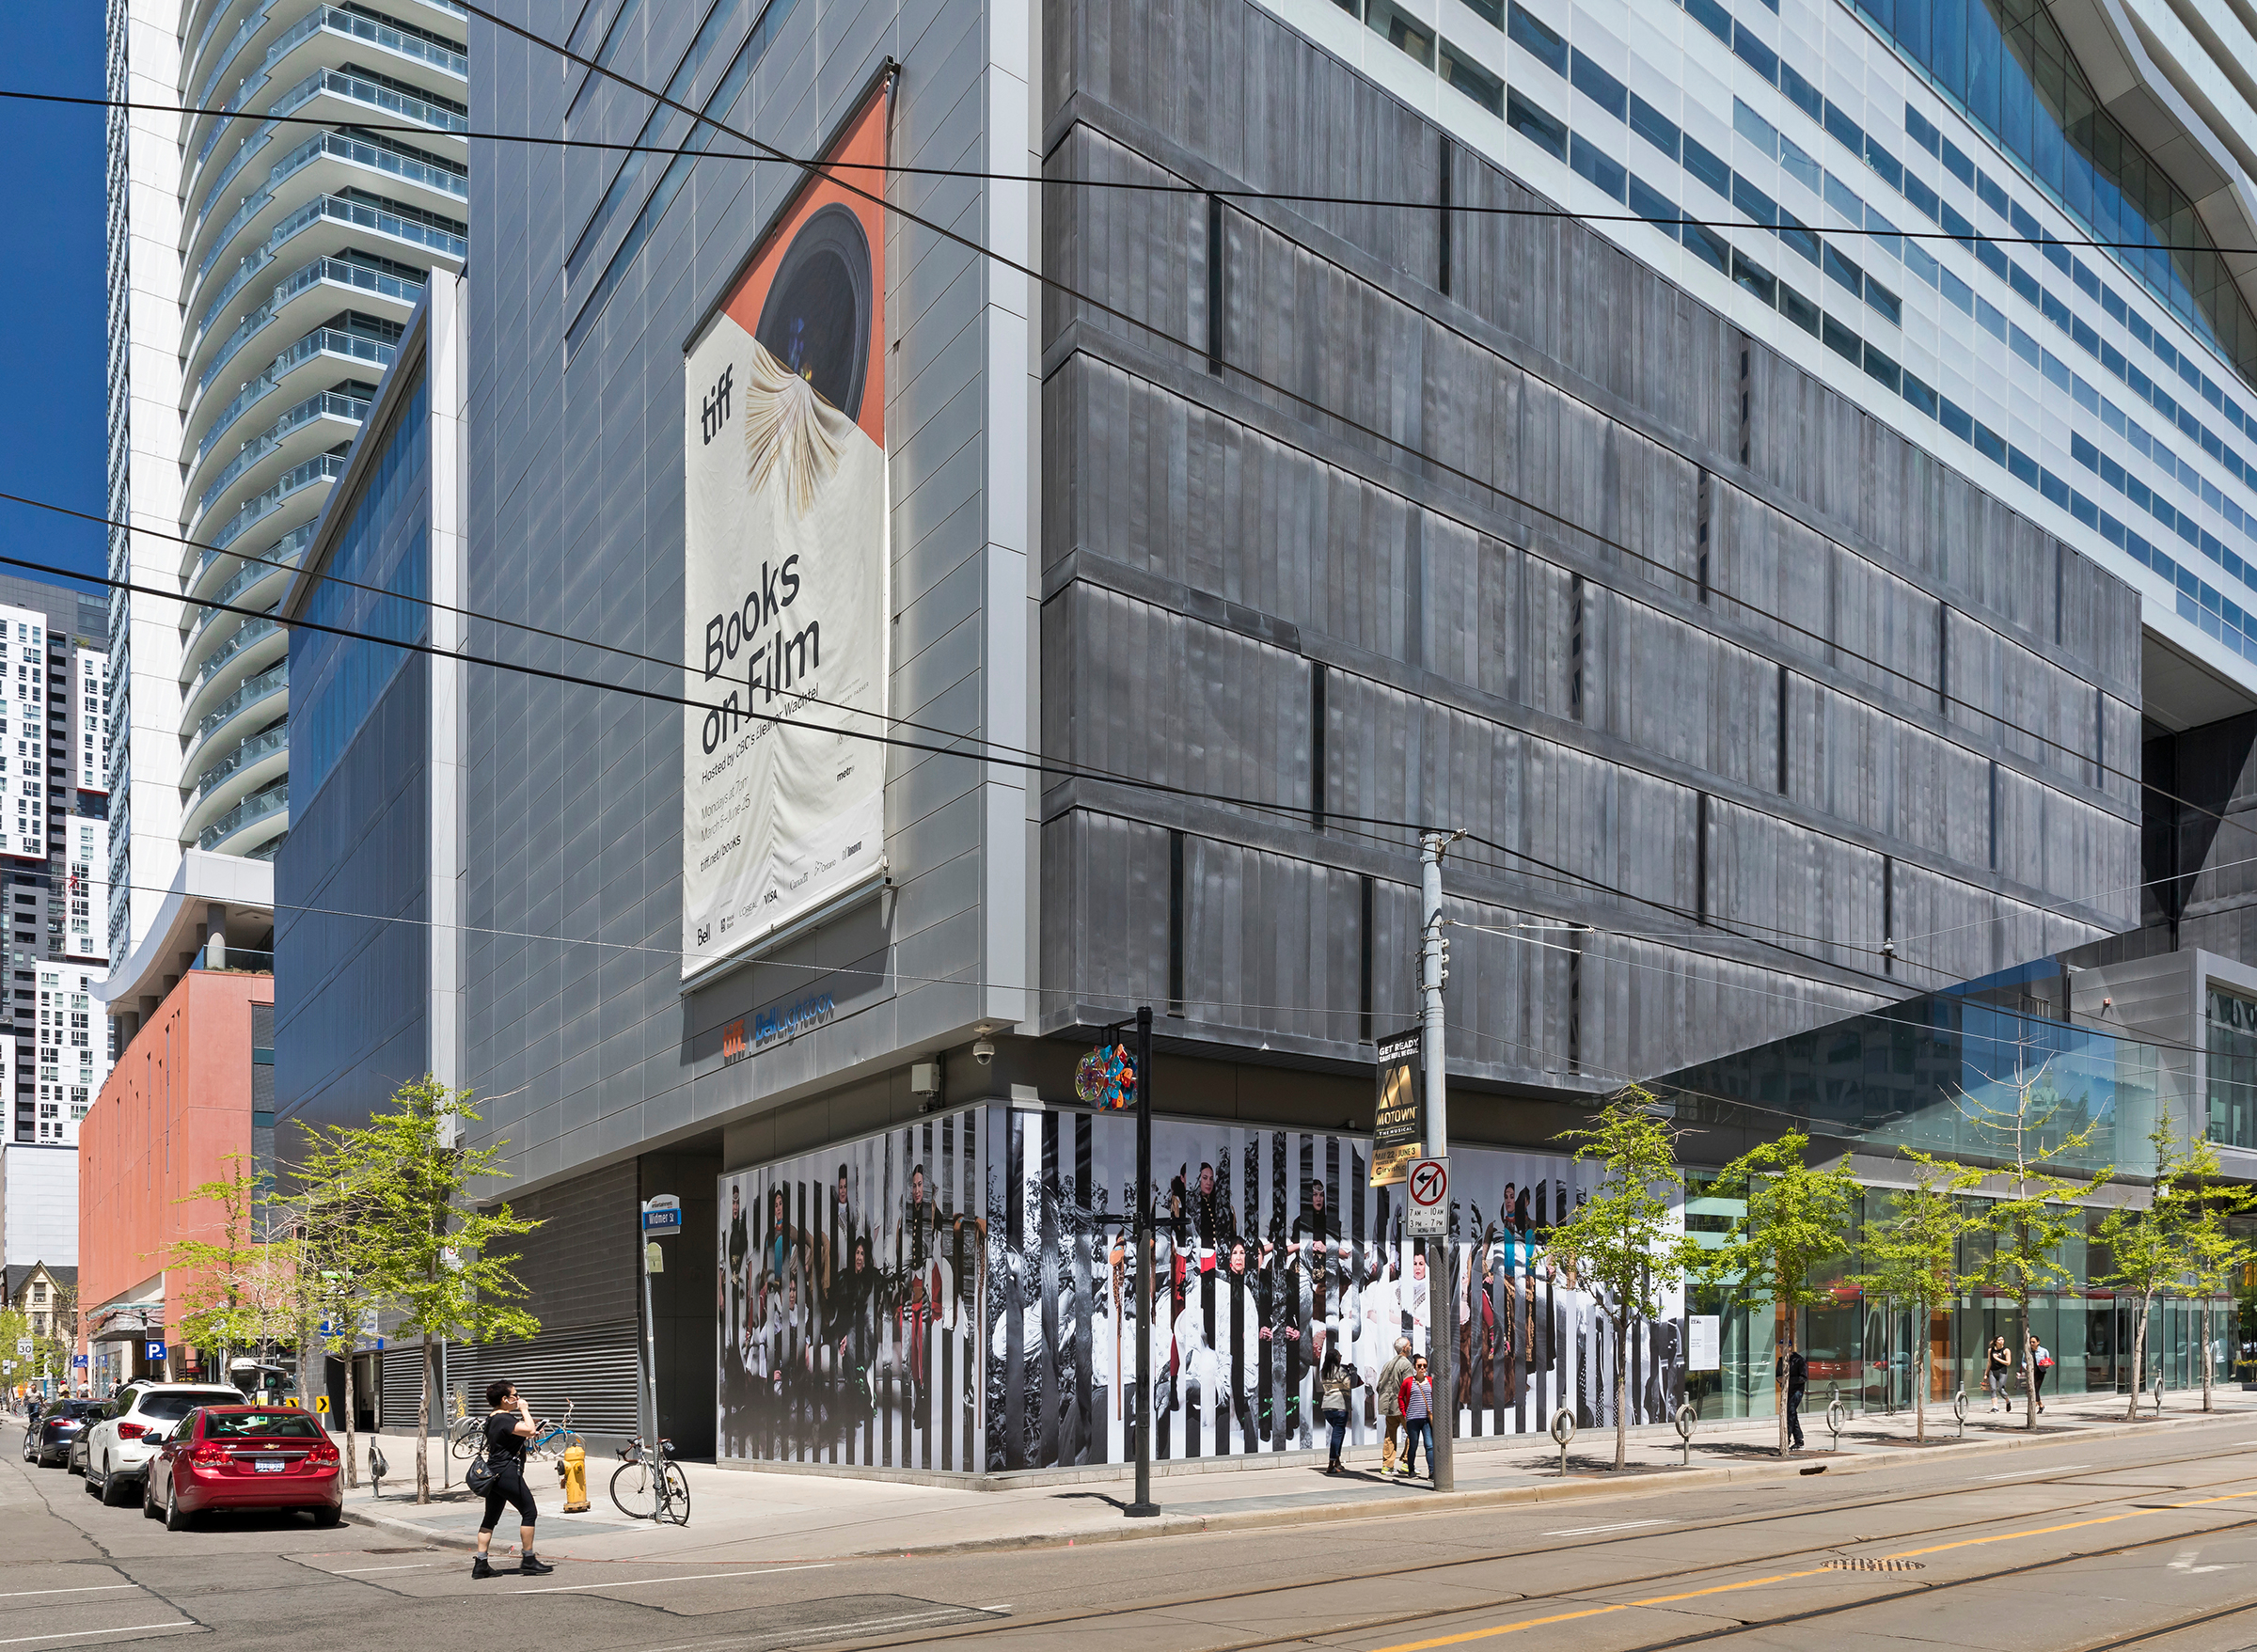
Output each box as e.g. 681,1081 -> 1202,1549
717,1106 -> 1685,1474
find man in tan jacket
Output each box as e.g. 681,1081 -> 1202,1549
1377,1337 -> 1414,1475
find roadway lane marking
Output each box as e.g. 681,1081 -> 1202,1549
514,1564 -> 832,1595
1361,1489 -> 2257,1652
0,1589 -> 140,1601
0,1626 -> 196,1647
1976,1465 -> 2091,1480
1542,1520 -> 1675,1537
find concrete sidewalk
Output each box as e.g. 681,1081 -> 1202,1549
332,1387 -> 2257,1564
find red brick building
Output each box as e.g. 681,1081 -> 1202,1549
78,970 -> 273,1392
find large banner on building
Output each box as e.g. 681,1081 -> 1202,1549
718,1109 -> 1685,1476
682,88 -> 891,978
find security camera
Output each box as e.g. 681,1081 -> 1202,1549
972,1038 -> 996,1066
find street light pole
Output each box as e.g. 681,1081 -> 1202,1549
1422,832 -> 1455,1493
1127,1004 -> 1160,1517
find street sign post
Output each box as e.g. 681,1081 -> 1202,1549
1406,1156 -> 1449,1237
638,1196 -> 677,1440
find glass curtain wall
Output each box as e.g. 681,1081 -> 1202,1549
1852,0 -> 2257,385
2207,987 -> 2257,1149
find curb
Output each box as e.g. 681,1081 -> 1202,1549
339,1406 -> 2254,1563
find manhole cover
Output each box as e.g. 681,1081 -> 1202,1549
1823,1558 -> 1924,1571
361,1549 -> 436,1555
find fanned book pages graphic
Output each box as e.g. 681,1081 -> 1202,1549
742,339 -> 845,516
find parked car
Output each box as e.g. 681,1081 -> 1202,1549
78,1384 -> 246,1506
27,1399 -> 102,1468
141,1406 -> 341,1531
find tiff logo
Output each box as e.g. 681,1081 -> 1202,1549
701,364 -> 734,444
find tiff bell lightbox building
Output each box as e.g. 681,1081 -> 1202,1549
277,0 -> 2257,1464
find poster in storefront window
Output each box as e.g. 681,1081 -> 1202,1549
681,85 -> 892,979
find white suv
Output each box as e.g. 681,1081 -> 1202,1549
81,1384 -> 246,1506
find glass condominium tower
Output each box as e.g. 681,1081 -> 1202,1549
1306,0 -> 2257,718
101,0 -> 467,967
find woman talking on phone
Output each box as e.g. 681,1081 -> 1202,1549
472,1381 -> 554,1580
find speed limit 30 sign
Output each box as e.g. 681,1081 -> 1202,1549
1406,1156 -> 1449,1236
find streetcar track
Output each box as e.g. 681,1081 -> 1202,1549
785,1438 -> 2257,1652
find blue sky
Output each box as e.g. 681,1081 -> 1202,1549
0,1 -> 112,594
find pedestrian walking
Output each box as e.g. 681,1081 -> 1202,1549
1319,1344 -> 1358,1474
471,1381 -> 554,1580
1779,1339 -> 1808,1451
1984,1336 -> 2012,1410
2023,1335 -> 2052,1414
1378,1336 -> 1413,1476
1397,1354 -> 1434,1479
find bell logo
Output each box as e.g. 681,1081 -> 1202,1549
721,1019 -> 748,1062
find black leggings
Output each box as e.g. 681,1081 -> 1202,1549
481,1464 -> 538,1533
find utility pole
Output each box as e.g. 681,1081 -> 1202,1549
1422,831 -> 1456,1493
1127,1004 -> 1160,1517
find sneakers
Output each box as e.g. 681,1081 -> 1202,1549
518,1555 -> 555,1577
471,1557 -> 496,1581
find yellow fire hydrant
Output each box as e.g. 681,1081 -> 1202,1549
559,1443 -> 591,1513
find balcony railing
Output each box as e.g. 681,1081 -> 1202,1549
185,720 -> 289,812
276,63 -> 467,134
261,6 -> 467,86
194,658 -> 288,749
196,257 -> 419,400
187,541 -> 312,652
191,0 -> 277,113
194,389 -> 366,523
194,517 -> 317,598
199,780 -> 288,851
197,323 -> 397,464
207,450 -> 347,554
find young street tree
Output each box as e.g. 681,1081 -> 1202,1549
292,1118 -> 392,1488
2094,1119 -> 2209,1422
1960,1053 -> 2108,1430
165,1153 -> 302,1372
1853,1152 -> 1981,1441
344,1076 -> 542,1503
1547,1086 -> 1688,1471
2175,1149 -> 2257,1413
1695,1128 -> 1860,1458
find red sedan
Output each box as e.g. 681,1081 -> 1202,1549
141,1406 -> 343,1531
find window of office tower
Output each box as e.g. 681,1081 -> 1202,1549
292,379 -> 431,805
2205,986 -> 2257,1149
1854,0 -> 2257,385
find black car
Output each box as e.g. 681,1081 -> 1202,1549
29,1400 -> 101,1469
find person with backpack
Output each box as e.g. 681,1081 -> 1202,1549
2024,1334 -> 2052,1414
1377,1336 -> 1413,1475
1984,1336 -> 2012,1411
1779,1338 -> 1808,1451
471,1380 -> 554,1580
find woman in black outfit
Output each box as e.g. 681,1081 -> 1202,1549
472,1381 -> 554,1579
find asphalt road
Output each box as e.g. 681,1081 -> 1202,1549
5,1414 -> 2257,1652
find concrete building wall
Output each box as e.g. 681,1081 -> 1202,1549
0,1145 -> 82,1267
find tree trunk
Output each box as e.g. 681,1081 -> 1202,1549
416,1335 -> 433,1504
2128,1300 -> 2149,1423
342,1345 -> 358,1490
1915,1314 -> 1927,1443
1614,1317 -> 1629,1471
2202,1299 -> 2214,1412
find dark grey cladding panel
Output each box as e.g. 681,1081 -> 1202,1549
1039,0 -> 2141,1085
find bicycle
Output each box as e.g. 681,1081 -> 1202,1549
610,1435 -> 689,1525
524,1400 -> 581,1461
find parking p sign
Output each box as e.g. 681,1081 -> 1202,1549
144,1341 -> 165,1362
1406,1156 -> 1449,1237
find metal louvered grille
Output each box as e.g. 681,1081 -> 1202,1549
444,1321 -> 642,1439
380,1344 -> 440,1430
